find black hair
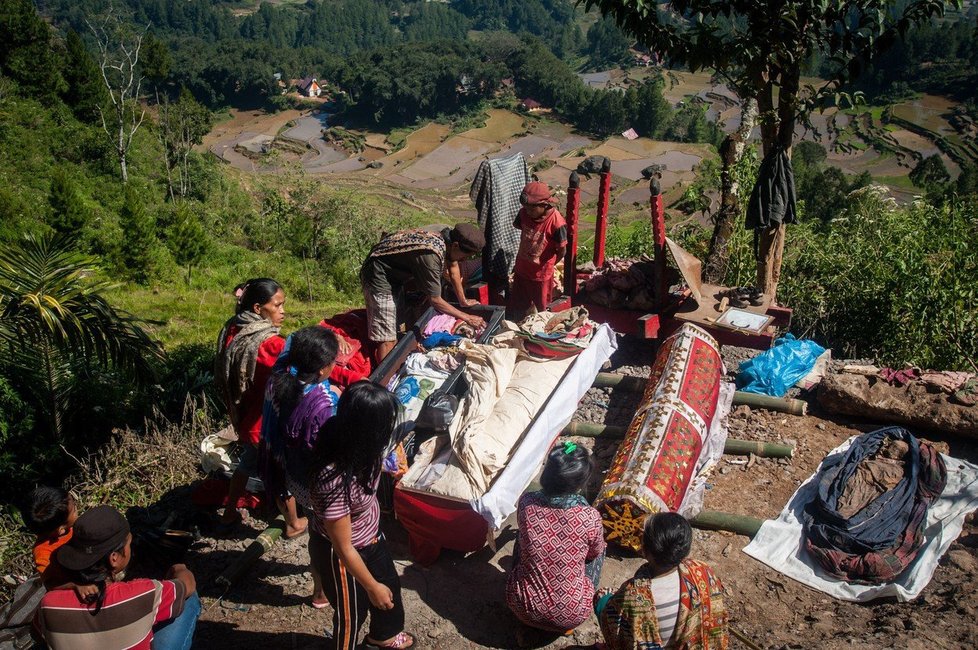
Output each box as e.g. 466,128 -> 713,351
234,278 -> 282,315
271,326 -> 339,419
642,512 -> 692,569
309,381 -> 400,507
24,486 -> 71,536
67,538 -> 128,615
540,443 -> 593,496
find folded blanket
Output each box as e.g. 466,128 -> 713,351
803,427 -> 946,584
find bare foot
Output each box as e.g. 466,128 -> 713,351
285,516 -> 308,539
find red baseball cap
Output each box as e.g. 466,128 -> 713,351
520,181 -> 557,206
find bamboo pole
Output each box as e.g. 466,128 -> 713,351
590,373 -> 808,416
560,423 -> 793,457
591,373 -> 646,391
215,516 -> 285,590
722,438 -> 794,457
733,391 -> 807,416
690,510 -> 764,537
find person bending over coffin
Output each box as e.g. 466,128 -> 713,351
360,224 -> 486,363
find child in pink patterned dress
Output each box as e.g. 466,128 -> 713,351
505,442 -> 606,635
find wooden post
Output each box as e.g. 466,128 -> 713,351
564,171 -> 581,299
650,177 -> 667,309
593,158 -> 612,268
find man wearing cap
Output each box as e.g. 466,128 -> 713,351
36,506 -> 199,650
509,181 -> 568,320
361,223 -> 487,363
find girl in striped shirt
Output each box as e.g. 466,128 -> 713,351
308,381 -> 415,650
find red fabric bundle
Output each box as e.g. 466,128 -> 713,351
319,309 -> 375,388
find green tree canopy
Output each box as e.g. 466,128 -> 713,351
910,154 -> 951,191
166,204 -> 210,285
583,0 -> 959,153
586,15 -> 631,69
62,29 -> 108,124
402,3 -> 471,42
0,0 -> 65,100
47,168 -> 91,237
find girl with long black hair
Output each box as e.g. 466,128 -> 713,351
260,325 -> 340,606
308,381 -> 415,650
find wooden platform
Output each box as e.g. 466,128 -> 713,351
669,282 -> 791,349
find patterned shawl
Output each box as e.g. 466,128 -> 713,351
598,559 -> 729,650
368,228 -> 446,261
214,312 -> 280,429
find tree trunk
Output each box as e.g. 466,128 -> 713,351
118,124 -> 129,184
703,98 -> 757,283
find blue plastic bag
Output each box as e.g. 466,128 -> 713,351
736,334 -> 826,397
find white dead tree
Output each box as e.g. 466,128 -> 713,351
87,12 -> 147,183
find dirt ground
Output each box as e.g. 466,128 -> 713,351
182,338 -> 978,649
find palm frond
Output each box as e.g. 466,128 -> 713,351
0,233 -> 163,389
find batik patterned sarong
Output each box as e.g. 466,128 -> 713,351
595,324 -> 724,551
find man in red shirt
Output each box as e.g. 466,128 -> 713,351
508,182 -> 567,320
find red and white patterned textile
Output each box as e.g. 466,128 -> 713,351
505,492 -> 605,631
595,324 -> 732,551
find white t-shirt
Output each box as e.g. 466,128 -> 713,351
649,569 -> 681,646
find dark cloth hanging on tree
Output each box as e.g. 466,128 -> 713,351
802,427 -> 947,585
745,147 -> 797,232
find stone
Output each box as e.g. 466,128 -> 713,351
946,549 -> 977,574
818,373 -> 978,438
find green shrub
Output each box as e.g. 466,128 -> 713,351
154,342 -> 221,421
680,188 -> 978,369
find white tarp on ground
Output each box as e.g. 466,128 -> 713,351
472,324 -> 617,529
743,436 -> 978,602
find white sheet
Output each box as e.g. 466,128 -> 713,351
472,324 -> 617,528
743,436 -> 978,602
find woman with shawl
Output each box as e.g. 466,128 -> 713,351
214,278 -> 287,530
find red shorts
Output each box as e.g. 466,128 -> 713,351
508,273 -> 553,320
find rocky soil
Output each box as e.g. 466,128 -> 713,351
177,336 -> 977,649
